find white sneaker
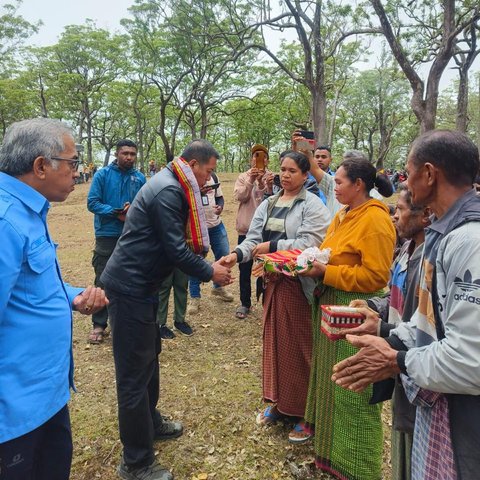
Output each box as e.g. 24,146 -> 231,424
187,297 -> 200,314
211,287 -> 234,302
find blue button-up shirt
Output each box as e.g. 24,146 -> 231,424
0,172 -> 83,442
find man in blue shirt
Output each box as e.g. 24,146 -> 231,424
0,118 -> 108,480
87,140 -> 145,344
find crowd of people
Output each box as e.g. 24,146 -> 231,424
1,117 -> 479,480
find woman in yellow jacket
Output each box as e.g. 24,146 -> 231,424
300,155 -> 395,480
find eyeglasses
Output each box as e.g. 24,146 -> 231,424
49,156 -> 80,171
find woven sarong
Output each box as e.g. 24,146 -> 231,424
262,275 -> 313,417
304,287 -> 384,480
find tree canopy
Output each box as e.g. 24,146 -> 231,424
0,0 -> 478,171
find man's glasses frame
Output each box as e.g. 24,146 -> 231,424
49,156 -> 81,171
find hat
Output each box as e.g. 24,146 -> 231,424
251,144 -> 268,155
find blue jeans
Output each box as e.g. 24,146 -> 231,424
189,222 -> 230,298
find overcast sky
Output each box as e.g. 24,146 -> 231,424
17,0 -> 133,46
16,0 -> 477,90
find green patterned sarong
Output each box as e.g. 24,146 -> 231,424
304,287 -> 384,480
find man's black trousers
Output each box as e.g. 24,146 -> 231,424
107,289 -> 162,468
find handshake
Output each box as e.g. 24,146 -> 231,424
211,255 -> 237,286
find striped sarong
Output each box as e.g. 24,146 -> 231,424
262,275 -> 313,417
304,287 -> 384,480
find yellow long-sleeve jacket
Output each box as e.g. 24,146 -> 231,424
322,199 -> 395,293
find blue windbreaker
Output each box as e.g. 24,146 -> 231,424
87,162 -> 145,237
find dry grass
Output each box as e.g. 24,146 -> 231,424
49,174 -> 393,480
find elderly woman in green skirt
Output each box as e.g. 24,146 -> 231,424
300,155 -> 395,479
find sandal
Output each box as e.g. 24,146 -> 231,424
288,422 -> 313,444
235,305 -> 250,320
88,327 -> 105,344
256,405 -> 283,426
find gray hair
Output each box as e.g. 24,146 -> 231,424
342,149 -> 368,162
0,118 -> 73,176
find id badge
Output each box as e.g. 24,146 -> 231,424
201,195 -> 209,206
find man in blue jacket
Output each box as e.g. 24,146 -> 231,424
0,117 -> 108,480
87,140 -> 145,344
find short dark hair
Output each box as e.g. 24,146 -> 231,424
409,130 -> 479,187
340,157 -> 393,197
397,182 -> 423,212
181,139 -> 219,164
280,150 -> 310,173
316,145 -> 331,154
116,139 -> 137,151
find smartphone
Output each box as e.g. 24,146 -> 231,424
297,130 -> 314,140
273,174 -> 281,187
294,138 -> 315,152
254,151 -> 266,170
205,182 -> 220,190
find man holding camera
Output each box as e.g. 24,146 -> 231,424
233,144 -> 271,319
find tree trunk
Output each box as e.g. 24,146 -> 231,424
456,69 -> 469,132
477,75 -> 480,147
200,108 -> 208,139
371,0 -> 461,134
312,88 -> 327,144
38,75 -> 48,118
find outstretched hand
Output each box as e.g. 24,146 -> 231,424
252,242 -> 270,258
344,306 -> 381,336
212,259 -> 234,286
331,335 -> 400,392
220,253 -> 238,269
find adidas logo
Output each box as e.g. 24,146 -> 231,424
453,270 -> 480,292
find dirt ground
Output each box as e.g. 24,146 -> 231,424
49,173 -> 393,480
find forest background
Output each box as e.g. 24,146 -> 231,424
1,0 -> 479,172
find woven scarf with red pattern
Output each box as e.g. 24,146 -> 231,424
171,157 -> 210,256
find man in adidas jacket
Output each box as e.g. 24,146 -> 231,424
332,129 -> 480,480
